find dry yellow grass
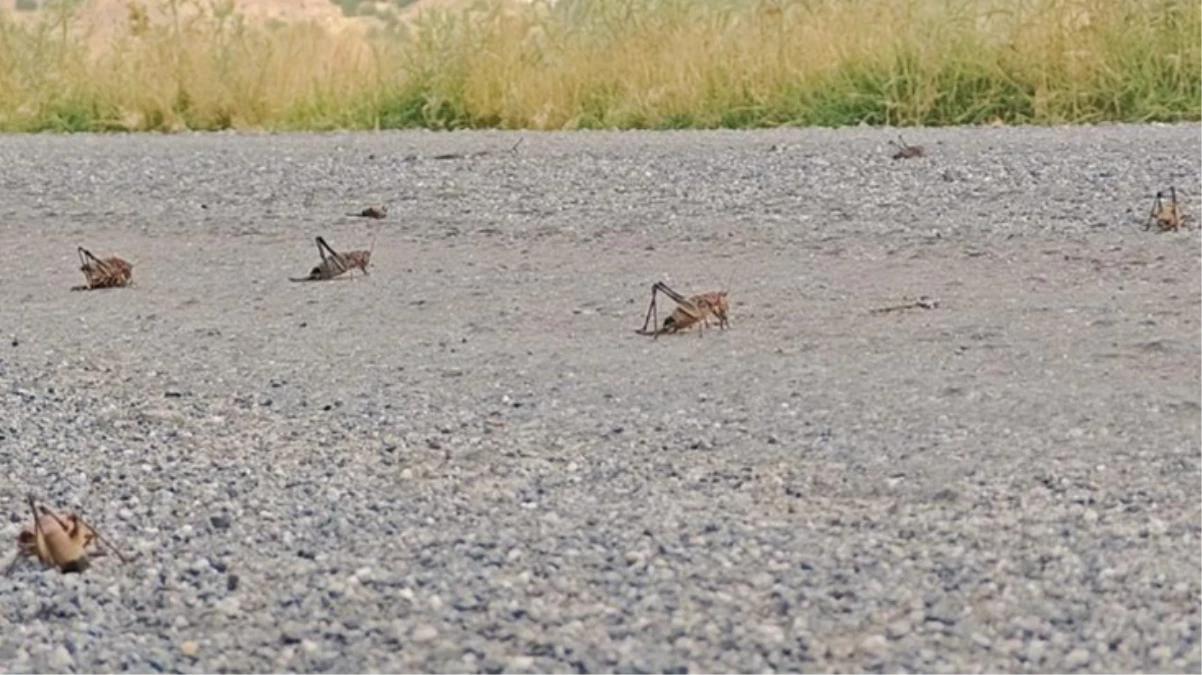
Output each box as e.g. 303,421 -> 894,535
0,0 -> 1197,131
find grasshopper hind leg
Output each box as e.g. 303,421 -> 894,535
639,285 -> 661,335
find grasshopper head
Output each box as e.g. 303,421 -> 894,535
16,527 -> 37,557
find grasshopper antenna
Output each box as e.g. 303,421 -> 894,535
722,261 -> 740,298
1147,191 -> 1164,230
75,509 -> 131,564
26,494 -> 41,533
3,495 -> 43,576
27,494 -> 45,560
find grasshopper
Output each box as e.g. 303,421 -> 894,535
5,495 -> 128,575
290,236 -> 372,282
1146,187 -> 1185,231
636,282 -> 730,339
72,247 -> 133,291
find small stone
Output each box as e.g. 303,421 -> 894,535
412,624 -> 439,643
926,598 -> 960,626
750,572 -> 774,589
215,596 -> 241,616
826,638 -> 854,659
506,655 -> 535,672
1150,644 -> 1173,664
210,514 -> 231,530
180,641 -> 199,657
1025,639 -> 1046,663
1083,509 -> 1099,524
998,639 -> 1023,656
1065,647 -> 1090,668
971,632 -> 992,649
860,634 -> 888,655
757,623 -> 786,644
886,620 -> 911,639
453,595 -> 481,611
674,637 -> 697,653
47,646 -> 74,670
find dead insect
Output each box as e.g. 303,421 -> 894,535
1146,188 -> 1184,231
636,281 -> 730,339
5,495 -> 128,575
72,247 -> 133,291
348,206 -> 387,219
289,236 -> 372,282
889,135 -> 924,160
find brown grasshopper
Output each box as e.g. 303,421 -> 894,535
636,282 -> 730,339
1146,188 -> 1184,231
5,495 -> 128,575
889,135 -> 925,160
289,236 -> 373,282
72,247 -> 133,291
348,206 -> 387,219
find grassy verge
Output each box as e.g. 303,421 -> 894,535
0,0 -> 1198,132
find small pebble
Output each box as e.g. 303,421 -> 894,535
860,634 -> 888,655
47,646 -> 74,671
412,625 -> 439,643
1065,647 -> 1091,668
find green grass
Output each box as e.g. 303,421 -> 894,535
0,0 -> 1197,132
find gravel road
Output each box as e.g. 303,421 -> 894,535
0,124 -> 1198,674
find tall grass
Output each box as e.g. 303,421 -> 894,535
0,0 -> 1197,131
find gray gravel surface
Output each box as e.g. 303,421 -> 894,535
0,124 -> 1198,674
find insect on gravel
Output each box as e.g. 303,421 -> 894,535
636,281 -> 731,339
5,495 -> 129,575
72,246 -> 133,291
290,235 -> 374,282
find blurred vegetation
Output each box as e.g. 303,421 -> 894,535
332,0 -> 417,15
0,0 -> 1197,131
